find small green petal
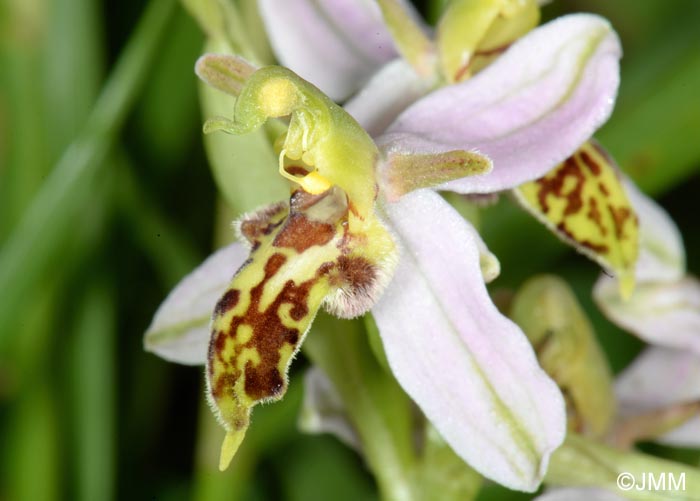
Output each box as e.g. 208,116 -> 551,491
380,149 -> 491,201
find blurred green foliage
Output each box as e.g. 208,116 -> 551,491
0,1 -> 698,500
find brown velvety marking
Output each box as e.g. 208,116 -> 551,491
608,205 -> 632,239
209,330 -> 232,373
212,252 -> 326,402
598,182 -> 610,196
289,189 -> 318,211
337,256 -> 376,292
214,330 -> 227,354
214,289 -> 240,317
579,150 -> 602,176
586,197 -> 607,236
264,252 -> 287,277
211,373 -> 237,399
273,213 -> 335,252
317,261 -> 335,276
239,202 -> 286,243
536,157 -> 585,215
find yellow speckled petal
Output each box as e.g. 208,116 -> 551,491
514,141 -> 639,298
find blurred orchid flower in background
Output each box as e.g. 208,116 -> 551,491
613,347 -> 700,449
529,346 -> 700,501
144,1 -> 633,494
593,178 -> 700,449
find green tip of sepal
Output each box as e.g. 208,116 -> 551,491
219,429 -> 247,471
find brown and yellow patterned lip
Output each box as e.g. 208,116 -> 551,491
206,179 -> 397,471
210,252 -> 305,403
207,186 -> 348,427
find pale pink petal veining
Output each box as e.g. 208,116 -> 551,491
373,190 -> 565,491
378,14 -> 621,193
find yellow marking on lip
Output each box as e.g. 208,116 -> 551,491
277,344 -> 294,374
237,347 -> 261,371
206,186 -> 399,471
236,324 -> 254,345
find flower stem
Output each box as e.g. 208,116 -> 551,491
304,313 -> 417,501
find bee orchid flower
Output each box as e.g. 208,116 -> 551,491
144,12 -> 622,492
